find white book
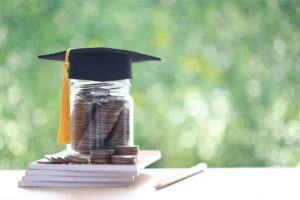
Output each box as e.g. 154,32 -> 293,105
18,181 -> 130,187
18,150 -> 161,187
23,175 -> 133,182
26,150 -> 161,173
26,169 -> 135,177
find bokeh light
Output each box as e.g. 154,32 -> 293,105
1,0 -> 300,169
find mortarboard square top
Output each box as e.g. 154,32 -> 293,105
38,47 -> 161,82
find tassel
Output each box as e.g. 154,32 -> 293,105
57,48 -> 72,144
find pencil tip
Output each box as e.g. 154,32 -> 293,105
154,184 -> 161,190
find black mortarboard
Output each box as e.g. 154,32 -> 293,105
38,47 -> 161,82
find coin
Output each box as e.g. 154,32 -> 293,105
43,155 -> 68,164
91,149 -> 115,155
90,159 -> 110,164
111,155 -> 137,165
71,98 -> 95,151
64,155 -> 89,164
44,155 -> 54,161
38,159 -> 62,164
70,85 -> 131,154
50,156 -> 69,164
106,108 -> 131,149
76,96 -> 127,153
90,149 -> 114,164
114,145 -> 139,156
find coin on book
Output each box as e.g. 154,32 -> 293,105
44,155 -> 68,164
111,155 -> 137,165
50,156 -> 69,164
37,159 -> 62,164
91,149 -> 115,155
114,145 -> 139,156
64,155 -> 89,164
90,149 -> 114,164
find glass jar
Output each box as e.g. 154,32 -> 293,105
67,79 -> 134,155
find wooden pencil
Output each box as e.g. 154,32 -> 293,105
154,163 -> 207,190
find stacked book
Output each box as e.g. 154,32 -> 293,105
18,150 -> 161,187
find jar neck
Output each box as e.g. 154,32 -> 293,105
70,79 -> 131,96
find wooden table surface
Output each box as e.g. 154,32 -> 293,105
1,168 -> 300,200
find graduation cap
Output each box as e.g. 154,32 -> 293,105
38,47 -> 161,82
38,47 -> 161,144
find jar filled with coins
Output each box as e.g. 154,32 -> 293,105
69,79 -> 133,154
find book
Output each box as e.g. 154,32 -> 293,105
26,150 -> 161,174
18,181 -> 130,187
18,150 -> 161,187
23,175 -> 133,182
26,169 -> 135,177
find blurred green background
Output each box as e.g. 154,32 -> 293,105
1,0 -> 300,169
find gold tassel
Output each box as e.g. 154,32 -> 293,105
57,48 -> 72,144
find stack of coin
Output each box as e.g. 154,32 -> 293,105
115,145 -> 139,156
107,108 -> 130,149
70,85 -> 132,154
64,155 -> 89,164
95,98 -> 126,139
111,155 -> 137,165
77,103 -> 102,153
74,95 -> 110,154
90,149 -> 115,164
71,98 -> 95,151
77,97 -> 126,153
